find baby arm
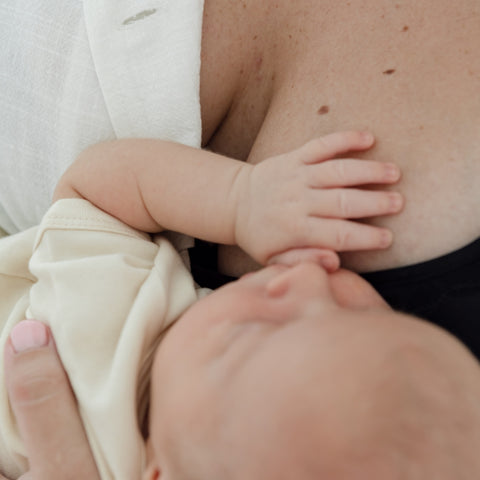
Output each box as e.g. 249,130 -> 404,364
54,131 -> 402,266
53,139 -> 244,245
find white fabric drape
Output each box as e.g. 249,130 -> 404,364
0,0 -> 203,234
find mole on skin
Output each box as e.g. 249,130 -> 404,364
317,105 -> 330,115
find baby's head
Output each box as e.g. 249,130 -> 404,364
143,263 -> 480,480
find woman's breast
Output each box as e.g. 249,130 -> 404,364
338,135 -> 480,272
218,128 -> 480,277
217,0 -> 480,275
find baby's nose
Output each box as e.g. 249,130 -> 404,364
294,262 -> 331,292
266,262 -> 330,299
290,262 -> 329,281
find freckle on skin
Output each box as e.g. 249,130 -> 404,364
383,69 -> 396,75
317,105 -> 330,115
402,25 -> 409,32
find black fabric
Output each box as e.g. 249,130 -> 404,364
361,238 -> 480,360
189,240 -> 236,289
189,238 -> 480,361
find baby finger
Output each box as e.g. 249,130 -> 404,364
307,159 -> 401,188
300,131 -> 374,164
306,218 -> 394,252
310,189 -> 404,219
268,248 -> 340,272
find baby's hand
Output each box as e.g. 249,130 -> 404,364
233,131 -> 403,266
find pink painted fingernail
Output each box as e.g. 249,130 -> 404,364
10,320 -> 49,353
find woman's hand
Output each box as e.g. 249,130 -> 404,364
1,320 -> 100,480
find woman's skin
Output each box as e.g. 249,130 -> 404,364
200,0 -> 480,276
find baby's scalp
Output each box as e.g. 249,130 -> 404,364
181,319 -> 480,479
144,266 -> 480,480
337,315 -> 480,480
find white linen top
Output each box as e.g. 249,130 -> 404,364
0,0 -> 204,234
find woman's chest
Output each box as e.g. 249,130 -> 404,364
214,0 -> 480,274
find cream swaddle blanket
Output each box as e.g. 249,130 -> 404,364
0,199 -> 208,478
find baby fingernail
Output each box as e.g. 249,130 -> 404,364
361,131 -> 374,143
389,193 -> 403,211
381,230 -> 393,247
386,164 -> 400,181
10,320 -> 49,353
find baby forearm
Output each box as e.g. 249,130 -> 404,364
54,139 -> 248,244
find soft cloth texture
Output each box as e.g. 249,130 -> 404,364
0,0 -> 204,234
0,199 -> 208,479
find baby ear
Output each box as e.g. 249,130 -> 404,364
143,437 -> 161,480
